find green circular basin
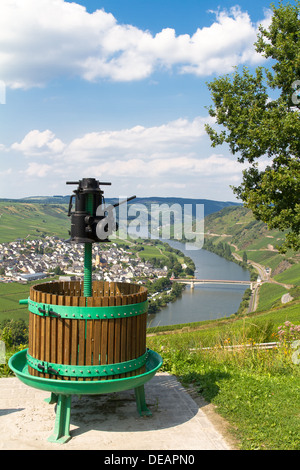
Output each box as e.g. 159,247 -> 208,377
9,348 -> 163,396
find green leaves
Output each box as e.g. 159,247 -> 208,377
205,1 -> 300,252
256,0 -> 300,98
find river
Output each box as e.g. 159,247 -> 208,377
147,239 -> 250,328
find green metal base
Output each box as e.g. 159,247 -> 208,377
9,348 -> 162,444
135,385 -> 152,417
44,385 -> 151,443
48,394 -> 72,444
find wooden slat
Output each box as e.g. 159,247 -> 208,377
70,295 -> 79,381
92,297 -> 102,381
131,293 -> 138,377
28,287 -> 34,376
30,289 -> 36,376
56,294 -> 64,379
45,292 -> 52,377
114,294 -> 122,379
85,296 -> 94,381
63,295 -> 72,381
78,296 -> 86,381
28,313 -> 35,376
39,291 -> 47,378
34,289 -> 41,378
106,293 -> 115,380
74,280 -> 81,297
120,293 -> 128,378
100,295 -> 109,380
50,293 -> 58,370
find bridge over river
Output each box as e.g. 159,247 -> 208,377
171,278 -> 253,290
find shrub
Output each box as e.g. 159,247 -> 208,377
0,319 -> 28,348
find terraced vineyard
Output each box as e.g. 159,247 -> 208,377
0,202 -> 69,243
203,206 -> 300,313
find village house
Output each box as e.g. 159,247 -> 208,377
0,235 -> 167,284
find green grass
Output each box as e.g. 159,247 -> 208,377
0,287 -> 29,322
246,250 -> 283,269
274,263 -> 300,286
251,301 -> 300,326
147,300 -> 300,450
148,301 -> 300,348
0,202 -> 69,242
257,283 -> 288,312
137,244 -> 166,260
0,279 -> 55,323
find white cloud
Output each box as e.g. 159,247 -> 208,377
11,129 -> 65,156
65,116 -> 211,161
9,117 -> 246,178
23,162 -> 52,177
86,154 -> 247,179
0,168 -> 12,176
0,0 -> 271,88
8,116 -> 270,198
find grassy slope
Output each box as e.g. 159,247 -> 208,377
147,299 -> 300,450
0,202 -> 69,242
204,206 -> 292,257
0,278 -> 57,323
203,206 -> 300,311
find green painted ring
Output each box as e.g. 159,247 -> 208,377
26,298 -> 148,319
26,349 -> 148,378
9,348 -> 163,396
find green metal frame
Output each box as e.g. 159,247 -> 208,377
26,349 -> 148,378
21,298 -> 148,319
84,194 -> 93,298
48,394 -> 72,444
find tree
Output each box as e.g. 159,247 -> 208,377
53,266 -> 64,275
0,319 -> 28,347
205,1 -> 300,252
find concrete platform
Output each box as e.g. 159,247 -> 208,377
0,373 -> 232,450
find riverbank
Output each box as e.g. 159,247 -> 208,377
147,239 -> 250,327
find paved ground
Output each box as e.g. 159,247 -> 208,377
0,373 -> 233,450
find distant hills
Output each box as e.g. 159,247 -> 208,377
123,197 -> 241,217
0,195 -> 241,216
0,196 -> 241,244
0,200 -> 70,243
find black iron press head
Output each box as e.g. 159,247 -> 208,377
66,178 -> 135,244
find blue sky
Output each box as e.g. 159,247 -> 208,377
0,0 -> 276,201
